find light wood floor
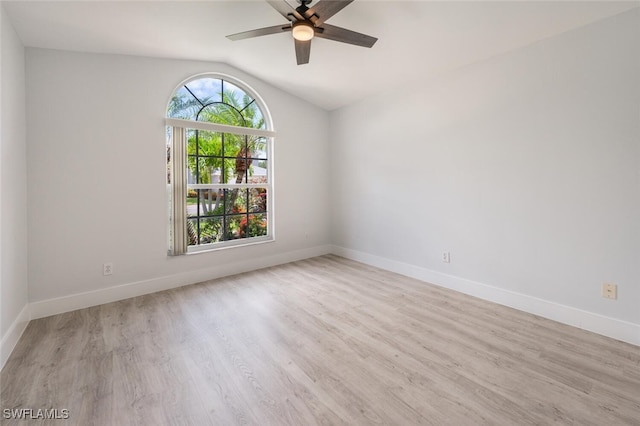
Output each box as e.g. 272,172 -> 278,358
2,255 -> 639,425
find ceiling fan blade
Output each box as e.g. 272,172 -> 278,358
315,23 -> 377,48
294,39 -> 311,65
226,24 -> 291,41
266,0 -> 305,22
306,0 -> 354,26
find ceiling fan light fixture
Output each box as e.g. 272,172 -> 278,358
226,0 -> 378,65
292,22 -> 314,41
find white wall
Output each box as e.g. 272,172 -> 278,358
330,9 -> 639,341
9,5 -> 640,352
1,4 -> 29,368
26,49 -> 330,314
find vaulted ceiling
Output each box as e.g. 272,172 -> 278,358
4,1 -> 638,110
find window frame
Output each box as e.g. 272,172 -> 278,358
166,74 -> 275,255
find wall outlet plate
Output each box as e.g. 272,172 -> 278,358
103,263 -> 113,276
602,283 -> 617,300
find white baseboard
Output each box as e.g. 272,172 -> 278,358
1,304 -> 30,371
331,245 -> 640,347
13,242 -> 638,370
30,245 -> 332,320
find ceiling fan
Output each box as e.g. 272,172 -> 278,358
226,0 -> 378,65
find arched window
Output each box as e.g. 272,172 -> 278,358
166,74 -> 274,254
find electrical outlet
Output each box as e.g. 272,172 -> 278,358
103,263 -> 113,276
442,252 -> 451,263
602,283 -> 617,300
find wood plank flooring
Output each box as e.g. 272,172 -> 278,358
1,255 -> 639,425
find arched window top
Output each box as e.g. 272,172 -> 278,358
168,74 -> 268,131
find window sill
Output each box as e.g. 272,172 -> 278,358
171,236 -> 275,256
